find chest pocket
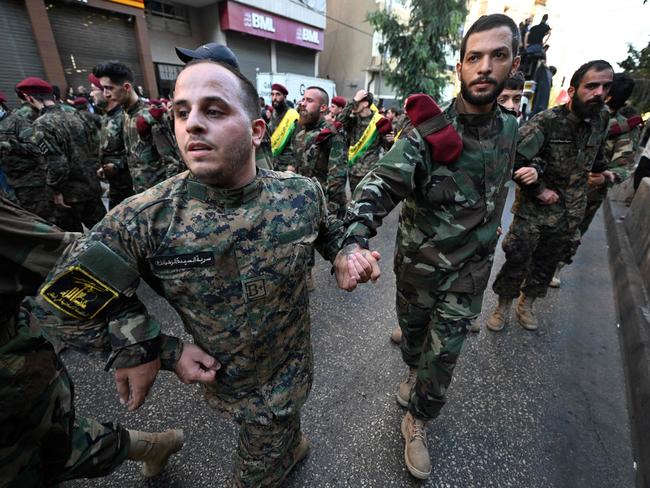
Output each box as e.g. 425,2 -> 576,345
426,168 -> 481,208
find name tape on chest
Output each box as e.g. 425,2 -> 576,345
41,266 -> 119,319
149,252 -> 215,271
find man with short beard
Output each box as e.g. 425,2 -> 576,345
293,86 -> 347,217
269,83 -> 298,170
339,14 -> 522,478
487,60 -> 614,332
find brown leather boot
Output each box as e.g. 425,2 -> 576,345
396,368 -> 417,407
127,429 -> 184,477
390,326 -> 402,344
486,296 -> 513,332
401,412 -> 431,479
516,293 -> 538,330
278,434 -> 311,484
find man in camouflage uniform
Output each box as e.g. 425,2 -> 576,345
337,90 -> 390,192
269,83 -> 298,171
0,90 -> 55,222
93,61 -> 183,193
18,78 -> 106,233
551,73 -> 642,287
488,60 -> 614,331
39,60 -> 378,488
293,86 -> 347,217
89,73 -> 135,209
0,193 -> 184,487
340,14 -> 523,479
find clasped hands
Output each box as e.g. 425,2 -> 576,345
333,243 -> 381,292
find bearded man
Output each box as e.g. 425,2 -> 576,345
269,83 -> 298,170
339,13 -> 523,478
487,59 -> 614,332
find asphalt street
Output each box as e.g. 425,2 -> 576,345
62,182 -> 634,488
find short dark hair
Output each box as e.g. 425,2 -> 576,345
93,61 -> 134,85
180,59 -> 260,121
460,14 -> 519,61
569,60 -> 613,89
607,73 -> 636,111
387,105 -> 402,115
305,86 -> 329,106
504,71 -> 525,91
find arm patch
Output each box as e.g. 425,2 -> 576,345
41,266 -> 119,319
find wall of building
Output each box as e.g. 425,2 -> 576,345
319,0 -> 376,99
147,7 -> 204,66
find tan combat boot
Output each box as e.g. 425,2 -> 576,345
486,296 -> 513,332
549,263 -> 565,288
390,326 -> 402,344
278,434 -> 311,484
401,412 -> 432,479
515,293 -> 538,330
468,319 -> 480,333
396,368 -> 417,407
127,429 -> 184,477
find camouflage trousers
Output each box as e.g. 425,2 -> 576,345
54,198 -> 107,233
565,186 -> 607,264
492,215 -> 571,299
396,281 -> 482,421
233,413 -> 302,488
0,315 -> 128,487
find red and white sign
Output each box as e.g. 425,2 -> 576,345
220,1 -> 324,51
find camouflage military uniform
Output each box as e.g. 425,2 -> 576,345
343,97 -> 518,421
33,104 -> 106,232
338,101 -> 388,192
492,104 -> 609,298
292,118 -> 348,216
268,106 -> 296,171
99,106 -> 134,208
39,169 -> 344,487
122,99 -> 183,193
0,110 -> 55,221
0,194 -> 129,487
14,102 -> 39,122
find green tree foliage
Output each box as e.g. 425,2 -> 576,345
619,42 -> 650,113
367,0 -> 467,100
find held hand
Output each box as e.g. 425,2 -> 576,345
514,167 -> 538,185
115,358 -> 161,411
603,170 -> 615,182
536,188 -> 559,205
175,342 -> 221,385
53,192 -> 71,209
334,244 -> 381,292
588,172 -> 606,188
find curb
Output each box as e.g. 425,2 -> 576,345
603,195 -> 650,488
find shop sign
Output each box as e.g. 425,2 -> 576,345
221,1 -> 324,51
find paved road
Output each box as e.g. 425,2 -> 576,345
63,183 -> 634,487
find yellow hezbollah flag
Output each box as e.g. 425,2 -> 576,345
271,108 -> 299,157
348,112 -> 383,166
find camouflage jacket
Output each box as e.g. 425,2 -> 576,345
338,101 -> 389,179
39,170 -> 344,423
123,99 -> 183,193
32,104 -> 102,202
511,104 -> 609,230
269,106 -> 296,171
292,118 -> 348,215
0,110 -> 46,189
344,97 -> 518,294
604,109 -> 641,182
100,106 -> 134,193
14,102 -> 39,122
77,110 -> 101,168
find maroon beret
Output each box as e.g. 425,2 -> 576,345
405,94 -> 462,164
271,83 -> 288,96
88,73 -> 103,90
331,96 -> 346,108
16,77 -> 54,96
73,97 -> 88,106
375,117 -> 392,135
0,90 -> 7,104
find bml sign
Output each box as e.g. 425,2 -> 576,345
299,28 -> 320,45
250,13 -> 275,33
